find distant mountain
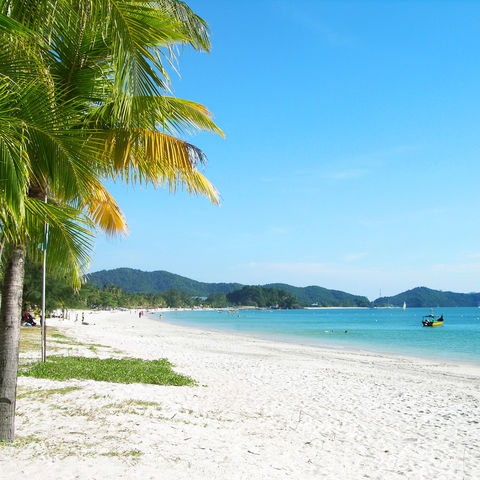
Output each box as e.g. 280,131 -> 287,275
264,283 -> 371,307
87,270 -> 480,308
373,286 -> 480,307
87,268 -> 242,296
87,268 -> 370,307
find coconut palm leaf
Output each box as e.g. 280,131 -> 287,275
98,0 -> 184,99
24,198 -> 94,288
83,183 -> 128,236
0,79 -> 27,220
0,9 -> 32,34
174,168 -> 220,204
129,95 -> 224,138
156,0 -> 211,52
97,128 -> 219,203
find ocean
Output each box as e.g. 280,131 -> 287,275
159,307 -> 480,364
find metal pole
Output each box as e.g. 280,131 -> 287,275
41,198 -> 49,362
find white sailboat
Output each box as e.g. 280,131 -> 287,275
402,301 -> 406,310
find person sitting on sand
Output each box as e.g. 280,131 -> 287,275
21,311 -> 36,326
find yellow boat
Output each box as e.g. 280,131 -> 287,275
422,313 -> 444,327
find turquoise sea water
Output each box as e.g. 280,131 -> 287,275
159,307 -> 480,364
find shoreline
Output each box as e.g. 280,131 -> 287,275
154,312 -> 480,372
2,310 -> 479,479
156,308 -> 480,368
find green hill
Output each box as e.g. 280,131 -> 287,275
373,286 -> 480,307
87,268 -> 370,306
264,283 -> 371,307
87,270 -> 480,308
226,286 -> 299,309
87,268 -> 242,296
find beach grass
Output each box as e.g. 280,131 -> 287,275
17,386 -> 82,400
20,326 -> 61,352
18,356 -> 196,386
20,325 -> 123,358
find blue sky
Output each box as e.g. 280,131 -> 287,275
91,1 -> 480,300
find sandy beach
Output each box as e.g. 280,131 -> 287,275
1,309 -> 479,479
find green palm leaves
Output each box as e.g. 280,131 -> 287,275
0,0 -> 222,277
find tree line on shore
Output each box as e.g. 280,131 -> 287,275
88,267 -> 371,307
19,261 -> 300,311
19,261 -> 480,312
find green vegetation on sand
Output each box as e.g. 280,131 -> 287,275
19,356 -> 196,386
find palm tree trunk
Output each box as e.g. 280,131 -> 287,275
0,234 -> 5,261
0,242 -> 26,442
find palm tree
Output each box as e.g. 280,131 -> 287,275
0,0 -> 223,441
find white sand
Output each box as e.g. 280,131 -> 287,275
1,310 -> 479,479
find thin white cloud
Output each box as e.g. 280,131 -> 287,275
260,145 -> 417,184
409,207 -> 451,217
322,169 -> 368,180
245,261 -> 377,276
356,206 -> 451,227
347,145 -> 418,165
431,262 -> 480,274
268,226 -> 289,234
274,2 -> 357,47
344,252 -> 367,262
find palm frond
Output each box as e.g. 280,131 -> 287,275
24,198 -> 94,289
0,10 -> 32,35
83,183 -> 128,236
0,0 -> 221,286
0,79 -> 28,219
126,95 -> 224,138
98,127 -> 218,203
155,0 -> 211,52
174,168 -> 219,204
105,1 -> 184,96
